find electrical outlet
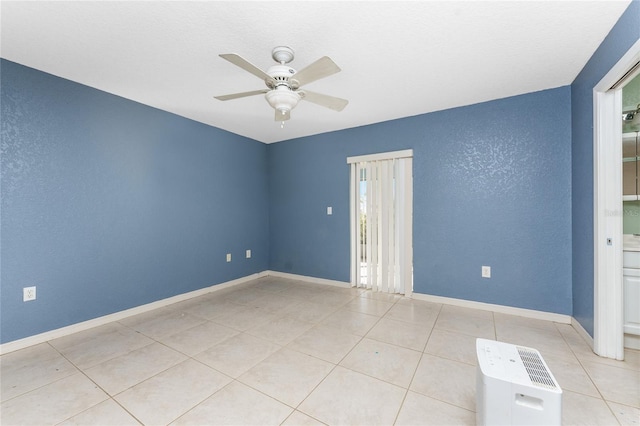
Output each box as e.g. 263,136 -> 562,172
23,286 -> 36,301
226,253 -> 232,262
482,266 -> 491,278
246,249 -> 251,259
327,206 -> 333,215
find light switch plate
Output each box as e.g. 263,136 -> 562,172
327,206 -> 332,215
482,266 -> 491,278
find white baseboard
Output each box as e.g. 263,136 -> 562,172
266,270 -> 351,288
571,317 -> 595,349
411,292 -> 572,324
624,333 -> 640,350
0,272 -> 268,355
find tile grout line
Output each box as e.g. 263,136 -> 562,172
287,289 -> 405,422
391,302 -> 445,425
167,282 -> 363,424
44,341 -> 147,426
60,306 -> 246,425
552,322 -> 634,420
233,285 -> 365,422
0,343 -> 79,406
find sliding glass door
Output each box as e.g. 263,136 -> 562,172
348,150 -> 413,295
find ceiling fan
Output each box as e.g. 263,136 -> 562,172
214,46 -> 348,123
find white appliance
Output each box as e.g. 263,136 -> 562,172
476,339 -> 562,426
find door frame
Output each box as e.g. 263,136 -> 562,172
593,38 -> 640,359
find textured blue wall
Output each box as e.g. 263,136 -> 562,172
1,60 -> 269,344
571,1 -> 640,336
269,87 -> 572,314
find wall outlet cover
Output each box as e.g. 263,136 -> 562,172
23,286 -> 36,301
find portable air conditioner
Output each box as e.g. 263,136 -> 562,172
476,338 -> 562,426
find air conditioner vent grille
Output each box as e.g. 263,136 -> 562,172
517,347 -> 558,390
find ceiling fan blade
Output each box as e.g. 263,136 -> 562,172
219,53 -> 275,86
291,56 -> 341,87
300,90 -> 348,112
214,89 -> 269,101
274,109 -> 291,121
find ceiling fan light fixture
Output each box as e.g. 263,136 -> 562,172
265,87 -> 300,115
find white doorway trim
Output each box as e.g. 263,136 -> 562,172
593,38 -> 640,359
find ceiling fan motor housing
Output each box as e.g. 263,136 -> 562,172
266,64 -> 296,89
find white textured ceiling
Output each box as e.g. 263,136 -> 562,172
0,1 -> 631,143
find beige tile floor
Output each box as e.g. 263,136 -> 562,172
1,276 -> 639,425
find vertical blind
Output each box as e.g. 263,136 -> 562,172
348,150 -> 413,295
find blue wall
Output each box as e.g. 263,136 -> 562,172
269,87 -> 572,315
1,60 -> 269,344
571,1 -> 640,336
